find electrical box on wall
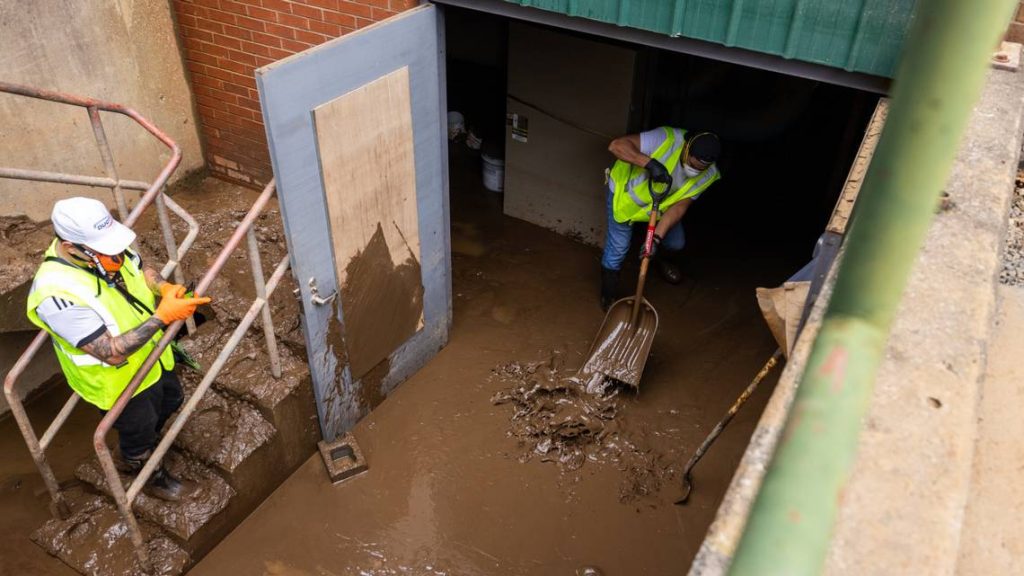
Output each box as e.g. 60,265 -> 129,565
503,22 -> 637,246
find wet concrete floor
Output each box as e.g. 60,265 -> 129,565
190,149 -> 788,575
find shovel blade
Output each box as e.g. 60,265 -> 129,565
577,297 -> 659,389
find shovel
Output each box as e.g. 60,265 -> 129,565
578,180 -> 669,391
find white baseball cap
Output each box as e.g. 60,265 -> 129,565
51,197 -> 136,255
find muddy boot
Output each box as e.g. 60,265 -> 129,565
600,267 -> 620,310
655,254 -> 683,285
116,451 -> 188,502
147,466 -> 187,502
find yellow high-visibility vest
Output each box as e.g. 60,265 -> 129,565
26,239 -> 174,409
610,127 -> 721,223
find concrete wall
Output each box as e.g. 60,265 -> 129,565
0,0 -> 204,221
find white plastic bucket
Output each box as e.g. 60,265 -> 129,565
447,111 -> 465,140
482,154 -> 504,192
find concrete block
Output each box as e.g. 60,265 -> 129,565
74,451 -> 235,543
318,433 -> 368,484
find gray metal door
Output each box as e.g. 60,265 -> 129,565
257,5 -> 450,441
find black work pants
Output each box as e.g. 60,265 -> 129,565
109,369 -> 184,460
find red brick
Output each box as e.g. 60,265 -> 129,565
177,13 -> 198,28
370,7 -> 395,20
389,0 -> 417,10
185,36 -> 204,51
322,10 -> 355,27
337,1 -> 371,18
308,19 -> 341,36
206,66 -> 236,82
182,25 -> 215,42
191,73 -> 224,90
187,61 -> 208,76
209,87 -> 241,103
260,0 -> 292,13
278,12 -> 310,29
250,32 -> 281,47
225,102 -> 257,120
241,39 -> 273,56
219,0 -> 248,15
306,0 -> 339,9
236,96 -> 262,111
294,29 -> 326,44
236,15 -> 266,31
233,72 -> 258,89
222,82 -> 251,97
186,50 -> 220,66
354,17 -> 372,28
202,39 -> 233,57
212,33 -> 243,50
246,5 -> 278,21
223,24 -> 253,39
194,0 -> 221,8
196,18 -> 224,33
291,3 -> 323,20
175,1 -> 209,17
280,37 -> 312,52
207,9 -> 237,24
218,58 -> 253,75
196,94 -> 230,111
363,0 -> 388,8
228,48 -> 258,65
265,22 -> 296,38
266,46 -> 292,59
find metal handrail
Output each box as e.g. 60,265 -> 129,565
0,81 -> 192,519
94,180 -> 287,566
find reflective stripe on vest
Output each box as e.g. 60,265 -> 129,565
26,239 -> 174,409
609,127 -> 722,224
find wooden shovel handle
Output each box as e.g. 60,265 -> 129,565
631,200 -> 660,325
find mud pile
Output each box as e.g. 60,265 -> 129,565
490,354 -> 675,503
0,215 -> 53,294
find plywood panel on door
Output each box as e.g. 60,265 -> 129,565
313,67 -> 425,380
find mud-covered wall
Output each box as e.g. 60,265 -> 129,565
0,0 -> 204,221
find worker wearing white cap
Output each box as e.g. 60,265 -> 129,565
25,197 -> 210,502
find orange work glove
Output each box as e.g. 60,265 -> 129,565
155,284 -> 211,326
158,281 -> 186,300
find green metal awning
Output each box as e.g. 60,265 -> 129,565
504,0 -> 917,78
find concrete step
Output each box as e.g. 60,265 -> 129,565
74,450 -> 235,543
173,386 -> 277,474
32,491 -> 190,576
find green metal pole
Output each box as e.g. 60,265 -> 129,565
728,1 -> 1017,574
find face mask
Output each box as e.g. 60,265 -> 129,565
682,164 -> 702,179
72,244 -> 124,276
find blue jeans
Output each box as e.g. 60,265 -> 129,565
601,189 -> 684,271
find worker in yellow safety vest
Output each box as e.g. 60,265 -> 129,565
601,127 -> 722,309
26,197 -> 210,501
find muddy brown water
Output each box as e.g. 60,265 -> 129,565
190,149 -> 785,576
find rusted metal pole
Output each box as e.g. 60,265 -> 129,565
93,180 -> 278,559
127,255 -> 291,503
87,106 -> 129,219
0,167 -> 150,191
247,225 -> 283,379
1,332 -> 70,518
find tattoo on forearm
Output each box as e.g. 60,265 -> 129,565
81,317 -> 165,365
144,267 -> 167,294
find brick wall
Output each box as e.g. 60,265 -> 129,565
172,0 -> 418,187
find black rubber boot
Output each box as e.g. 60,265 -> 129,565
116,451 -> 187,502
655,254 -> 683,285
600,267 -> 620,310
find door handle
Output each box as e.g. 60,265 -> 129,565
308,277 -> 337,306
